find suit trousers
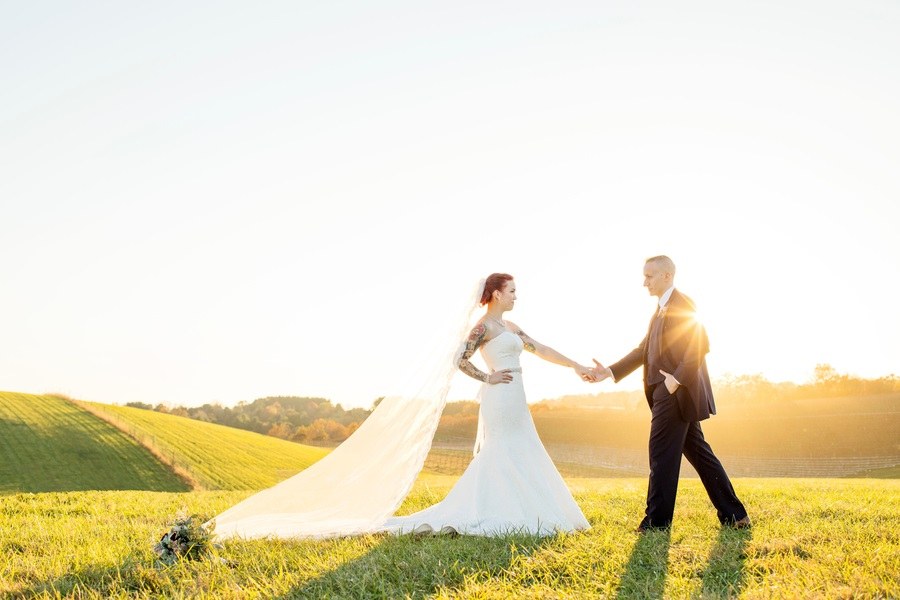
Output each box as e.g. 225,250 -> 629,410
642,386 -> 747,528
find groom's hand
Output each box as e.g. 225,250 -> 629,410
659,369 -> 680,394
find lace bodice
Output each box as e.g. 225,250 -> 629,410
480,330 -> 524,372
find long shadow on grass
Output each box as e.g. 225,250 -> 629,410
700,526 -> 751,597
615,528 -> 671,599
9,559 -> 144,599
276,532 -> 551,599
0,416 -> 190,493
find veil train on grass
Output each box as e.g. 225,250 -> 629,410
210,278 -> 486,539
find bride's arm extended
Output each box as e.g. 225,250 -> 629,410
458,323 -> 513,384
507,320 -> 590,374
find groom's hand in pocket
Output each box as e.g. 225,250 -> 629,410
659,369 -> 680,394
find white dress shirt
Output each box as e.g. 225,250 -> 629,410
659,285 -> 675,310
606,286 -> 678,383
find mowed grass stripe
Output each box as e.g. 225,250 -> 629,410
0,392 -> 188,494
78,402 -> 329,490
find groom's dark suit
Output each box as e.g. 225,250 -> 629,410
610,289 -> 747,528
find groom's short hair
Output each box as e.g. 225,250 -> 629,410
646,255 -> 676,275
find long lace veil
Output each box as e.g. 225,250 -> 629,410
211,278 -> 486,539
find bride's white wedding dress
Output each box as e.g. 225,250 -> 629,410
211,285 -> 589,540
383,330 -> 589,536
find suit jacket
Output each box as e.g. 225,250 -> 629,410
609,289 -> 716,422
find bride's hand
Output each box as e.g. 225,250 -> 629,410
488,369 -> 514,384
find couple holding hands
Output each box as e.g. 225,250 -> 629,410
212,255 -> 749,540
454,255 -> 749,535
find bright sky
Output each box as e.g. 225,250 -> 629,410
2,1 -> 898,410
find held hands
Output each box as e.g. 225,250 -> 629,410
577,359 -> 611,383
488,369 -> 514,384
591,359 -> 611,383
659,369 -> 680,394
574,364 -> 594,382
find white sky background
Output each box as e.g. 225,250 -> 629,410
2,1 -> 898,409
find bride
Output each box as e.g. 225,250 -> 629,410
211,273 -> 591,538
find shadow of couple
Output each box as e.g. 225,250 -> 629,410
279,525 -> 751,598
615,526 -> 752,599
12,526 -> 750,598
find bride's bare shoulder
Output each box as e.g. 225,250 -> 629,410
504,320 -> 537,351
471,318 -> 502,342
504,319 -> 523,332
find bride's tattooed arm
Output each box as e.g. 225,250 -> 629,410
512,326 -> 537,353
508,320 -> 585,371
458,323 -> 490,382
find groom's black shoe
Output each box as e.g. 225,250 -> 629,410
635,522 -> 670,534
726,515 -> 752,529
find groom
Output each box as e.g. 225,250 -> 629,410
589,256 -> 750,532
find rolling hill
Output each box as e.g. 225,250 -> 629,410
0,391 -> 189,493
74,400 -> 329,490
1,391 -> 331,494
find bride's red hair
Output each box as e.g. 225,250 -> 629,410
480,273 -> 514,306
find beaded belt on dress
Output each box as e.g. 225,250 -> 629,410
491,367 -> 522,373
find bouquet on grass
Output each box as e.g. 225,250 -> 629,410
154,512 -> 215,565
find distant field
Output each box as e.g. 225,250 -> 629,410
1,478 -> 897,598
851,464 -> 900,478
525,393 -> 900,478
423,394 -> 900,479
76,402 -> 330,490
532,393 -> 900,457
0,392 -> 188,494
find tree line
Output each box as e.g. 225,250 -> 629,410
125,396 -> 371,444
126,365 -> 898,445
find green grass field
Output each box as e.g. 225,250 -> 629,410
1,478 -> 897,598
2,392 -> 898,597
0,392 -> 188,493
75,401 -> 330,490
